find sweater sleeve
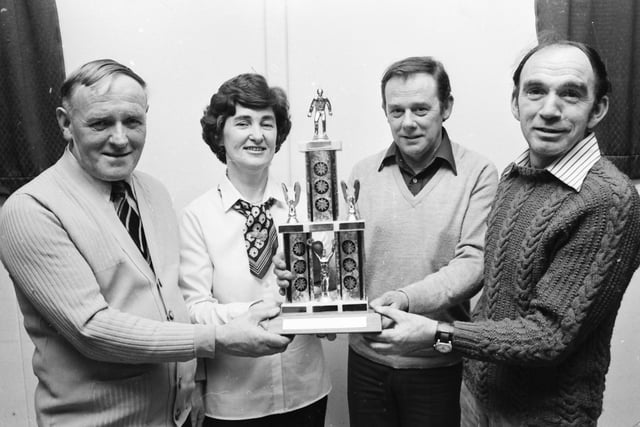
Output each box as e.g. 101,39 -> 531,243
178,207 -> 251,326
453,175 -> 640,366
401,160 -> 499,314
0,194 -> 216,363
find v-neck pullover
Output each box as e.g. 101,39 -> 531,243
349,140 -> 498,369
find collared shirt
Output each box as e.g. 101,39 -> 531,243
178,172 -> 330,420
378,128 -> 457,195
511,133 -> 601,192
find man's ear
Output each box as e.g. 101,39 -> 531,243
511,95 -> 520,121
441,95 -> 454,122
55,107 -> 73,142
587,95 -> 609,130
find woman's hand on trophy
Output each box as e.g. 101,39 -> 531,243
272,251 -> 294,296
364,306 -> 437,356
369,291 -> 410,328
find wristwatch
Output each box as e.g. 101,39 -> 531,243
433,322 -> 454,353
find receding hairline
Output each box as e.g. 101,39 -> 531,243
60,59 -> 147,109
61,73 -> 148,112
512,40 -> 610,103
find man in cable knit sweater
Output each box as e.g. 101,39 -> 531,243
0,59 -> 291,427
345,56 -> 498,426
368,41 -> 640,426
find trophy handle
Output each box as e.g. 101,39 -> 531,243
340,180 -> 349,203
281,183 -> 290,203
293,182 -> 301,205
353,179 -> 360,202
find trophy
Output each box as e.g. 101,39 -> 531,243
268,89 -> 382,334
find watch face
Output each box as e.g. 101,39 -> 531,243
434,341 -> 453,354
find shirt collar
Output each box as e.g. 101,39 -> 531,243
378,127 -> 457,174
511,133 -> 601,191
218,171 -> 285,212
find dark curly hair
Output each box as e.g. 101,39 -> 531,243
200,73 -> 292,164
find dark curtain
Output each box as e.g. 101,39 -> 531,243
536,0 -> 640,178
0,0 -> 66,197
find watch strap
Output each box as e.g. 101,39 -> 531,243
434,322 -> 454,344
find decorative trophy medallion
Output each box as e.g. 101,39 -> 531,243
268,89 -> 382,334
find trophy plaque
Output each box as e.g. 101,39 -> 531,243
268,89 -> 382,334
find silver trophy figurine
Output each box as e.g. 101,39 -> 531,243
310,239 -> 336,303
307,88 -> 332,140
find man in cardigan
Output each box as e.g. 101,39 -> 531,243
330,56 -> 497,426
0,59 -> 291,427
367,41 -> 640,426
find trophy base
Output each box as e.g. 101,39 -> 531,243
267,301 -> 382,334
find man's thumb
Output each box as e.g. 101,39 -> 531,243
374,305 -> 403,322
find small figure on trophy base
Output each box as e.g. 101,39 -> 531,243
310,240 -> 336,303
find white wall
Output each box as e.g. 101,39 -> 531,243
54,0 -> 536,212
0,1 -> 638,426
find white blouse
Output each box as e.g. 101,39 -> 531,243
178,172 -> 331,420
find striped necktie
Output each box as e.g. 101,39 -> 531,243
231,198 -> 278,279
111,181 -> 153,268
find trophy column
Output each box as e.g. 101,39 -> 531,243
305,146 -> 339,222
281,226 -> 312,304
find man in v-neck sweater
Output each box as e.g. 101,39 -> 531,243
347,56 -> 498,427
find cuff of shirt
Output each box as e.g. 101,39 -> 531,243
397,286 -> 416,313
450,320 -> 482,353
193,324 -> 217,359
395,289 -> 411,312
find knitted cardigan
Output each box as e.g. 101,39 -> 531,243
454,158 -> 640,426
0,150 -> 215,426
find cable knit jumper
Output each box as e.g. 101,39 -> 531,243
454,158 -> 640,426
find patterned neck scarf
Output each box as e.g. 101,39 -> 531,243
231,198 -> 278,279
